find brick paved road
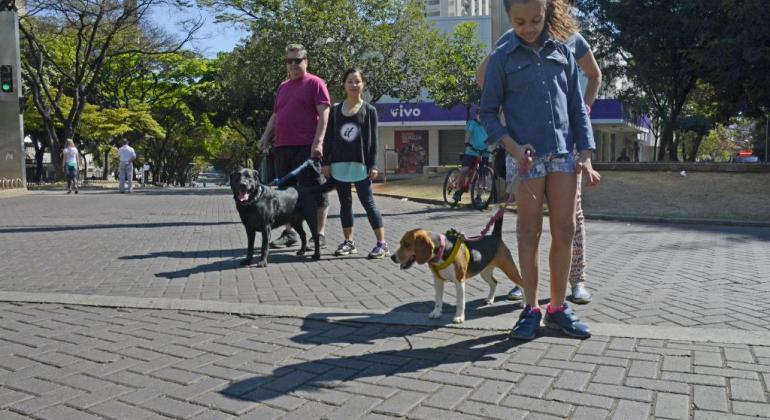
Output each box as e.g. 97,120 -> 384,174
1,189 -> 770,331
1,303 -> 768,420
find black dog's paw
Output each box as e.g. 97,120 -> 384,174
296,249 -> 306,256
312,252 -> 321,261
240,258 -> 252,266
255,260 -> 268,268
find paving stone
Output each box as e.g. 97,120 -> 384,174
693,385 -> 729,412
467,379 -> 515,404
513,375 -> 555,398
501,394 -> 573,417
34,404 -> 103,420
372,390 -> 427,416
455,400 -> 528,419
408,405 -> 479,420
654,392 -> 690,420
729,378 -> 767,402
87,399 -> 157,420
422,385 -> 472,410
546,389 -> 615,410
141,396 -> 207,418
191,391 -> 262,416
586,383 -> 653,402
610,400 -> 651,420
326,395 -> 382,420
592,366 -> 626,385
570,406 -> 609,420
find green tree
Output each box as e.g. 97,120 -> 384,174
19,0 -> 200,178
579,0 -> 717,161
422,21 -> 486,120
200,0 -> 437,165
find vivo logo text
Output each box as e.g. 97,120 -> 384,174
390,105 -> 422,118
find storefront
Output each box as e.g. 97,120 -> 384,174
374,99 -> 650,174
375,102 -> 473,174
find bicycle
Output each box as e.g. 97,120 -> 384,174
442,147 -> 497,210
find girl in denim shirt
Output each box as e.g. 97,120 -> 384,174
480,0 -> 600,340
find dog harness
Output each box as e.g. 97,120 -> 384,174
428,234 -> 470,281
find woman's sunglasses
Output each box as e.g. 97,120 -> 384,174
285,58 -> 305,65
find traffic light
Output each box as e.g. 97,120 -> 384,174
0,65 -> 13,93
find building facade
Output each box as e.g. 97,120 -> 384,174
375,13 -> 652,174
425,0 -> 491,17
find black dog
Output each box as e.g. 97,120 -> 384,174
230,168 -> 320,267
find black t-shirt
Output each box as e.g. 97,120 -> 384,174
332,106 -> 366,164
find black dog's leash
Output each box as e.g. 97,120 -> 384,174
271,159 -> 313,187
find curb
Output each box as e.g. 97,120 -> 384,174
373,192 -> 770,228
2,292 -> 769,346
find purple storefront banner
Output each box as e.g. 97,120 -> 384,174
375,103 -> 476,123
590,99 -> 623,120
375,100 -> 649,129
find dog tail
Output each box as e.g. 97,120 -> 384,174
492,216 -> 503,238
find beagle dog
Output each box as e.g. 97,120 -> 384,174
391,227 -> 524,323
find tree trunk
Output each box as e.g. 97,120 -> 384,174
103,149 -> 110,180
688,134 -> 705,162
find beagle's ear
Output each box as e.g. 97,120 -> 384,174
413,230 -> 435,264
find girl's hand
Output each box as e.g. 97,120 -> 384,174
501,136 -> 534,166
576,152 -> 601,186
369,168 -> 379,180
322,165 -> 331,179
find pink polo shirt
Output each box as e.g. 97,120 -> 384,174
274,72 -> 331,148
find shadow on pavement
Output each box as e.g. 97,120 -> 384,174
290,299 -> 525,346
0,221 -> 236,234
121,249 -> 243,260
220,332 -> 525,402
152,250 -> 319,279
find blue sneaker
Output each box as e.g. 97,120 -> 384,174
544,304 -> 591,338
506,286 -> 523,301
510,306 -> 541,341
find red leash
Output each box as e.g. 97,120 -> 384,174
468,149 -> 531,240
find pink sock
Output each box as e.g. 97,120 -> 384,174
547,303 -> 566,315
528,306 -> 541,314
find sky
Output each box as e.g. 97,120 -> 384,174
149,3 -> 248,58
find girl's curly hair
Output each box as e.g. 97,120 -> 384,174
503,0 -> 579,42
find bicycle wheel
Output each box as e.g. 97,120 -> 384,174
443,168 -> 461,206
470,165 -> 496,210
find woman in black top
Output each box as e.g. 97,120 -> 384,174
322,68 -> 388,259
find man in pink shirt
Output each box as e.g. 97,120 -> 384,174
260,44 -> 331,249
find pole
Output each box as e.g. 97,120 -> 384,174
765,114 -> 770,163
0,9 -> 26,187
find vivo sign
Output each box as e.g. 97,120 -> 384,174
390,104 -> 422,118
376,102 -> 473,123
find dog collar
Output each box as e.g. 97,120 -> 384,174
431,234 -> 446,263
428,237 -> 470,281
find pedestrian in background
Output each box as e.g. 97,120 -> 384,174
322,68 -> 389,259
259,43 -> 331,250
62,138 -> 83,194
118,139 -> 136,193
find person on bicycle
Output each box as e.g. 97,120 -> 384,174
452,110 -> 490,205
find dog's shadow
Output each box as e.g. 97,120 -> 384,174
291,298 -> 553,346
124,248 -> 319,279
220,332 -> 526,403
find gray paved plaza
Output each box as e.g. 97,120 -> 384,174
0,188 -> 769,418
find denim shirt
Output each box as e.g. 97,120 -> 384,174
480,33 -> 595,156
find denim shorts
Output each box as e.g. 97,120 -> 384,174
506,152 -> 576,183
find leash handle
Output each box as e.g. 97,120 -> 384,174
518,148 -> 532,176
